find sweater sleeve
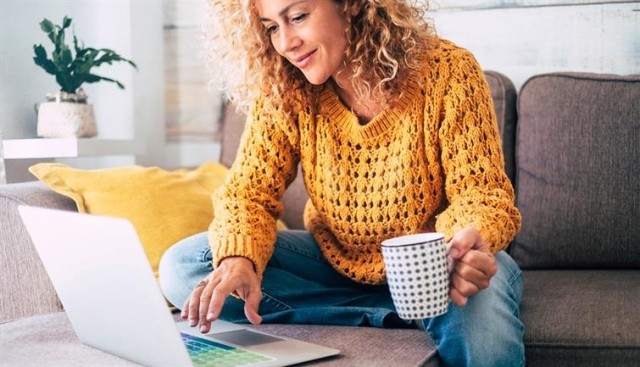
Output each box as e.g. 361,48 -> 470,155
208,100 -> 300,278
434,49 -> 521,252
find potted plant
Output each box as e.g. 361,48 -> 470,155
32,16 -> 137,138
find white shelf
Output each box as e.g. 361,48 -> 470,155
2,138 -> 145,159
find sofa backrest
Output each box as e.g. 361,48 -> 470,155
509,72 -> 640,269
484,71 -> 518,186
219,71 -> 518,230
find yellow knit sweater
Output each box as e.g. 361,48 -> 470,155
209,39 -> 521,285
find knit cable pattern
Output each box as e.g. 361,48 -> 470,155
210,39 -> 521,284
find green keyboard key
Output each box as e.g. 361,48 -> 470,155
181,332 -> 272,366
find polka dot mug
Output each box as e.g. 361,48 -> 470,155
381,233 -> 450,320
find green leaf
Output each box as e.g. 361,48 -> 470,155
74,57 -> 94,75
84,73 -> 125,89
38,59 -> 58,75
67,74 -> 84,93
46,30 -> 57,45
75,47 -> 88,59
85,49 -> 100,65
55,29 -> 66,52
55,74 -> 75,93
84,74 -> 101,83
62,16 -> 72,29
33,45 -> 58,76
73,34 -> 82,55
39,19 -> 54,33
33,44 -> 47,59
94,49 -> 137,69
95,53 -> 118,65
60,48 -> 73,66
52,48 -> 64,66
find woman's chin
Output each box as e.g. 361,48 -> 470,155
302,72 -> 330,86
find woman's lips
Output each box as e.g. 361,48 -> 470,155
293,50 -> 316,69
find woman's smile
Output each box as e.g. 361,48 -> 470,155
292,49 -> 317,69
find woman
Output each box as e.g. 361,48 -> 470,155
160,1 -> 525,365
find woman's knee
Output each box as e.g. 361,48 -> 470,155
425,251 -> 525,366
158,232 -> 212,309
493,251 -> 524,304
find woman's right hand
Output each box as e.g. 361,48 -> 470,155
181,256 -> 263,333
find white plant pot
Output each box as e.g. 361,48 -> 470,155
36,101 -> 97,138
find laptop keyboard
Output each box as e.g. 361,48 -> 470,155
181,332 -> 273,367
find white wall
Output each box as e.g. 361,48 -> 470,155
1,1 -> 71,140
429,1 -> 640,91
0,0 -> 164,182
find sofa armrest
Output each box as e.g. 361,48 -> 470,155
0,181 -> 76,323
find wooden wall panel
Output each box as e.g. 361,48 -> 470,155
429,2 -> 640,90
164,1 -> 222,143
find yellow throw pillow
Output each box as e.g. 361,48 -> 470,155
29,162 -> 288,278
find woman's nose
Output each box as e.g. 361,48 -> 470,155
277,26 -> 301,53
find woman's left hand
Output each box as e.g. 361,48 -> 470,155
447,227 -> 497,307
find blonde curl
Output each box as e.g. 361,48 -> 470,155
206,0 -> 435,118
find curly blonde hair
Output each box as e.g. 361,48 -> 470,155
206,0 -> 435,117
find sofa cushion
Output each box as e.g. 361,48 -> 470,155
520,270 -> 640,366
0,312 -> 439,367
511,72 -> 640,268
28,162 -> 230,277
0,181 -> 75,322
0,313 -> 144,366
219,102 -> 247,169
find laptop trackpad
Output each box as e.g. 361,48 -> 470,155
211,329 -> 284,346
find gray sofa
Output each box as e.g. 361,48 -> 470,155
1,71 -> 638,366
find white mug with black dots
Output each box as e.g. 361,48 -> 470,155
381,232 -> 450,320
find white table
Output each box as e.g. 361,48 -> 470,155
2,138 -> 144,159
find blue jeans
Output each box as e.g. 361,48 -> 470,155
159,230 -> 525,367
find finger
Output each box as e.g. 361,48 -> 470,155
242,287 -> 263,325
458,250 -> 497,279
181,297 -> 190,319
187,279 -> 208,327
451,270 -> 480,298
199,280 -> 216,333
450,287 -> 468,307
447,228 -> 480,260
204,286 -> 231,327
454,260 -> 492,290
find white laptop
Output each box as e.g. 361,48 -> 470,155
18,205 -> 340,367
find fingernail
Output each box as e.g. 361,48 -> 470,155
189,319 -> 196,327
449,248 -> 459,258
207,312 -> 215,321
200,325 -> 208,333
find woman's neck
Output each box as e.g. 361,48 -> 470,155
331,79 -> 383,125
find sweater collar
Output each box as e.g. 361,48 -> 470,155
318,77 -> 422,140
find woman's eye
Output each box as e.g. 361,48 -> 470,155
290,13 -> 307,23
266,24 -> 278,35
